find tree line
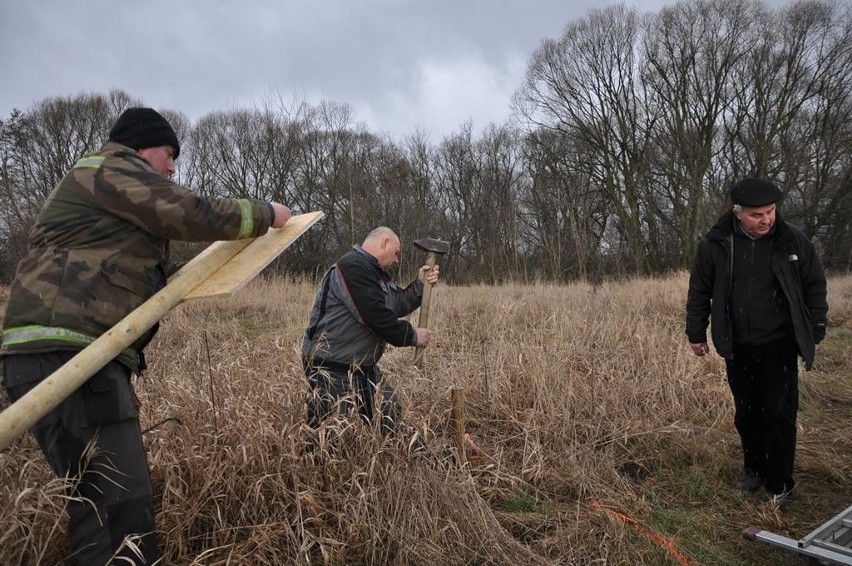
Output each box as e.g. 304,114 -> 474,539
2,0 -> 851,284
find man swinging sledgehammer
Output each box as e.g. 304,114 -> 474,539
301,227 -> 442,434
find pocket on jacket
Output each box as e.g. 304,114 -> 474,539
101,261 -> 158,298
52,251 -> 158,329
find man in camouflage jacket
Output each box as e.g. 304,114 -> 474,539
1,107 -> 291,564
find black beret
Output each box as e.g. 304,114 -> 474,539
730,177 -> 782,207
108,107 -> 180,159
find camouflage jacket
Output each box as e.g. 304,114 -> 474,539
1,141 -> 276,373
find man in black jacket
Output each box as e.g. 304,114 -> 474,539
302,226 -> 439,433
686,177 -> 828,506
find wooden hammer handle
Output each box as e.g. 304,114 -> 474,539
413,253 -> 437,368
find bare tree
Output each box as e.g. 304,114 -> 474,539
643,0 -> 762,265
515,5 -> 658,274
519,128 -> 608,282
188,109 -> 286,200
772,0 -> 852,243
432,123 -> 479,281
473,123 -> 525,282
0,91 -> 141,279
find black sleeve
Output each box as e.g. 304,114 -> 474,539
339,259 -> 418,348
393,278 -> 424,317
800,239 -> 828,343
685,241 -> 713,343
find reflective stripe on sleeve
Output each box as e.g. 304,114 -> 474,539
73,156 -> 105,169
237,198 -> 255,239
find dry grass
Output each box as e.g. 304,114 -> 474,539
2,272 -> 851,565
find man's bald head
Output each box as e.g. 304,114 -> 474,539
362,226 -> 401,270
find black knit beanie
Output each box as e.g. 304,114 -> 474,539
108,107 -> 180,159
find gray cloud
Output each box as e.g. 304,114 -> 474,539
1,0 -> 788,139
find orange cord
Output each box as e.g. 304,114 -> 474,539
590,498 -> 699,566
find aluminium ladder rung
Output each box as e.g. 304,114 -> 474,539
744,504 -> 852,565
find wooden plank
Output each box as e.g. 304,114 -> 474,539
183,210 -> 324,300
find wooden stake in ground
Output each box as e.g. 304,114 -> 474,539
0,211 -> 324,451
451,386 -> 467,466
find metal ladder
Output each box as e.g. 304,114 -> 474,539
744,504 -> 852,564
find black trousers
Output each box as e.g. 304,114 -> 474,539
725,337 -> 799,495
304,360 -> 402,434
3,352 -> 159,565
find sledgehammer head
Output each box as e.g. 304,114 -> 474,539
413,238 -> 450,255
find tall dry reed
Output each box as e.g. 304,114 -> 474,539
1,272 -> 851,564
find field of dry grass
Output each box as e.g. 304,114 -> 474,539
1,271 -> 851,565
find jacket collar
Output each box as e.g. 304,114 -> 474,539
99,140 -> 142,157
706,210 -> 794,244
353,244 -> 394,279
96,141 -> 157,170
353,244 -> 379,267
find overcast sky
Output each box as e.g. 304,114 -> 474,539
1,0 -> 786,141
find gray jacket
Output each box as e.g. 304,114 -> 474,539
302,245 -> 423,367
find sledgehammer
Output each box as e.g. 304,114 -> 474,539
413,237 -> 449,369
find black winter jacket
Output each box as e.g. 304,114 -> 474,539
686,211 -> 827,369
302,245 -> 423,367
